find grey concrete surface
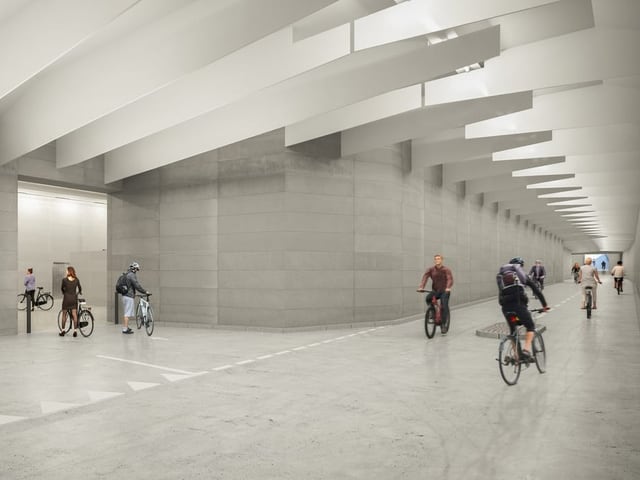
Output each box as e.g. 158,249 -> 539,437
2,276 -> 639,479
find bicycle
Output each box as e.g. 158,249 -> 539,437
418,290 -> 449,338
584,286 -> 593,318
57,297 -> 94,337
135,293 -> 154,336
17,286 -> 54,311
497,308 -> 546,386
613,277 -> 623,295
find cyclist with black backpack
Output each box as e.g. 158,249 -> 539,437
496,257 -> 550,360
118,262 -> 150,335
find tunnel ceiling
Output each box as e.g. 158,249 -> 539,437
1,0 -> 638,253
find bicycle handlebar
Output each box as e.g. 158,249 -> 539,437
135,293 -> 152,298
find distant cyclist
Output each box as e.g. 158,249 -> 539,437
529,259 -> 546,290
496,257 -> 549,360
417,254 -> 453,333
610,261 -> 625,293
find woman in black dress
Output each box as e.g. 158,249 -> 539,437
60,266 -> 82,337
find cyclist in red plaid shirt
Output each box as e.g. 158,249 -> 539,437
417,254 -> 453,333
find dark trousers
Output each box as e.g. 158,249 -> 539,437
26,290 -> 35,310
426,291 -> 450,322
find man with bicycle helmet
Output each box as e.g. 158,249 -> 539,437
121,262 -> 149,335
496,257 -> 549,359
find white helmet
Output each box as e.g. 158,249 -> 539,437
129,262 -> 140,272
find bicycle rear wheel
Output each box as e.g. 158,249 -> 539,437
145,306 -> 154,336
38,294 -> 54,311
17,294 -> 27,311
498,336 -> 521,386
616,280 -> 621,295
135,304 -> 143,329
586,291 -> 592,319
533,331 -> 546,373
78,310 -> 94,337
424,308 -> 436,338
57,310 -> 72,333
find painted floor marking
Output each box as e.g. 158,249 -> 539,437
274,350 -> 291,355
257,354 -> 274,360
150,336 -> 169,341
292,346 -> 307,351
97,354 -> 202,375
0,415 -> 26,425
236,359 -> 255,365
128,381 -> 161,391
212,365 -> 233,371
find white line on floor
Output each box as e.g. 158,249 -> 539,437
212,365 -> 233,371
257,354 -> 274,360
236,359 -> 255,365
96,355 -> 199,374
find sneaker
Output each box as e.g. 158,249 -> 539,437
122,328 -> 134,335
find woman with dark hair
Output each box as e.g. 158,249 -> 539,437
60,266 -> 82,337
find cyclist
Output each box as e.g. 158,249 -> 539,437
529,259 -> 546,290
610,260 -> 624,293
121,262 -> 150,335
578,258 -> 602,309
571,262 -> 580,284
417,254 -> 453,333
496,257 -> 549,360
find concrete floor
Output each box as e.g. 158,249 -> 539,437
2,276 -> 639,479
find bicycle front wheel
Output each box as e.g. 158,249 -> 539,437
498,336 -> 521,386
533,331 -> 546,374
39,294 -> 54,311
135,304 -> 143,329
17,294 -> 27,311
424,308 -> 436,338
145,306 -> 154,336
78,310 -> 94,337
57,310 -> 72,333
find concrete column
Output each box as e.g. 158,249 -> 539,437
0,163 -> 17,335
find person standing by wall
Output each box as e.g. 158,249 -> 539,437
60,266 -> 82,337
121,262 -> 149,335
24,268 -> 36,312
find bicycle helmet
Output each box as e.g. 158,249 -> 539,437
509,257 -> 524,266
129,262 -> 140,272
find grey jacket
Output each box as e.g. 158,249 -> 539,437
125,271 -> 148,298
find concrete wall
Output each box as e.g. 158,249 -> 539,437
106,129 -> 571,330
0,164 -> 18,335
624,209 -> 640,297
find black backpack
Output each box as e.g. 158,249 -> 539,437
115,272 -> 129,295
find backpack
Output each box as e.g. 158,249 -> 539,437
497,266 -> 521,292
115,272 -> 129,295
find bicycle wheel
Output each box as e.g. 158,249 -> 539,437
135,303 -> 143,329
145,306 -> 154,336
78,310 -> 94,337
498,336 -> 521,386
39,294 -> 54,311
424,308 -> 436,339
17,294 -> 27,311
532,331 -> 546,374
440,311 -> 450,334
586,291 -> 592,319
57,310 -> 72,333
617,280 -> 621,295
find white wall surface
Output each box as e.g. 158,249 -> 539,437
17,186 -> 107,304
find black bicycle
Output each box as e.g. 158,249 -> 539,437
584,286 -> 593,319
614,277 -> 623,295
418,290 -> 449,338
497,308 -> 546,386
57,298 -> 94,337
17,286 -> 54,311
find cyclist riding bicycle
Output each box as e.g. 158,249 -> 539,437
418,254 -> 453,333
610,260 -> 624,293
496,257 -> 550,360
